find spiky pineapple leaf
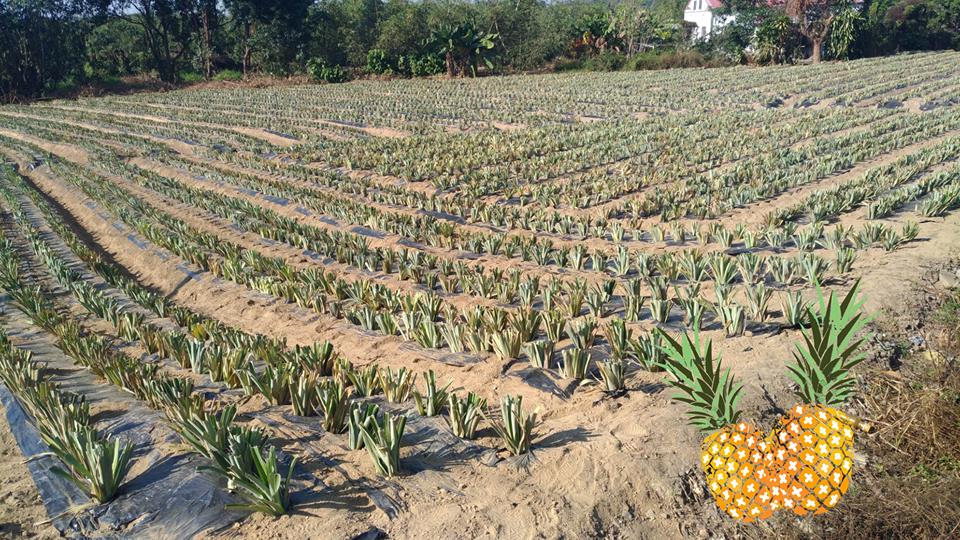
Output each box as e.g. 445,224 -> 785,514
656,329 -> 743,432
787,280 -> 871,406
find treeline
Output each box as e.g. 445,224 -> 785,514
1,0 -> 958,102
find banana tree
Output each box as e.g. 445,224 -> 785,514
426,23 -> 498,78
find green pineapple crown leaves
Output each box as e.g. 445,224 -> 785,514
788,279 -> 871,407
655,329 -> 743,432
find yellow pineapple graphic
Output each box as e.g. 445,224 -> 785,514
658,281 -> 871,522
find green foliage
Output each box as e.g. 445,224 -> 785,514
179,71 -> 204,84
213,70 -> 244,82
753,12 -> 803,64
655,329 -> 743,433
307,58 -> 349,83
829,5 -> 861,59
788,280 -> 871,406
424,22 -> 499,77
409,54 -> 445,76
366,48 -> 392,74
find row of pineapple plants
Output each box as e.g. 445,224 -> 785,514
0,164 -> 342,393
0,112 -> 926,293
81,50 -> 954,136
3,140 -> 922,400
189,110 -> 895,248
122,141 -> 905,284
238,106 -> 960,237
46,134 -> 906,305
0,330 -> 133,503
0,163 -> 541,480
768,134 -> 960,224
0,168 -> 308,514
0,230 -> 299,515
0,141 -> 891,378
310,107 -> 869,200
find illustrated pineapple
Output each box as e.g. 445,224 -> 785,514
658,331 -> 777,522
768,281 -> 871,516
657,280 -> 872,522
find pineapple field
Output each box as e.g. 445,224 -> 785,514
1,51 -> 960,539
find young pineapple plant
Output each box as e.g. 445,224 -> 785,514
359,412 -> 406,477
412,370 -> 454,416
523,340 -> 554,369
559,347 -> 590,380
447,392 -> 486,439
596,359 -> 627,393
317,380 -> 351,433
485,395 -> 539,456
348,402 -> 380,450
348,363 -> 381,397
379,367 -> 416,403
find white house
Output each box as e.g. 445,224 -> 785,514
684,0 -> 735,40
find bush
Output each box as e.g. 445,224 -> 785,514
179,71 -> 204,83
213,69 -> 243,82
409,54 -> 444,77
581,51 -> 626,72
306,59 -> 349,83
624,50 -> 723,70
366,49 -> 392,75
552,50 -> 731,74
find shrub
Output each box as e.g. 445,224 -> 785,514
306,59 -> 349,83
366,49 -> 392,75
179,71 -> 204,83
582,52 -> 626,72
213,69 -> 243,82
409,54 -> 444,77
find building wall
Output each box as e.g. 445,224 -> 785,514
683,3 -> 736,40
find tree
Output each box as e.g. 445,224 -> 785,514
86,18 -> 149,77
0,0 -> 93,100
828,3 -> 859,58
786,0 -> 842,62
196,0 -> 218,78
110,1 -> 196,82
426,23 -> 497,77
